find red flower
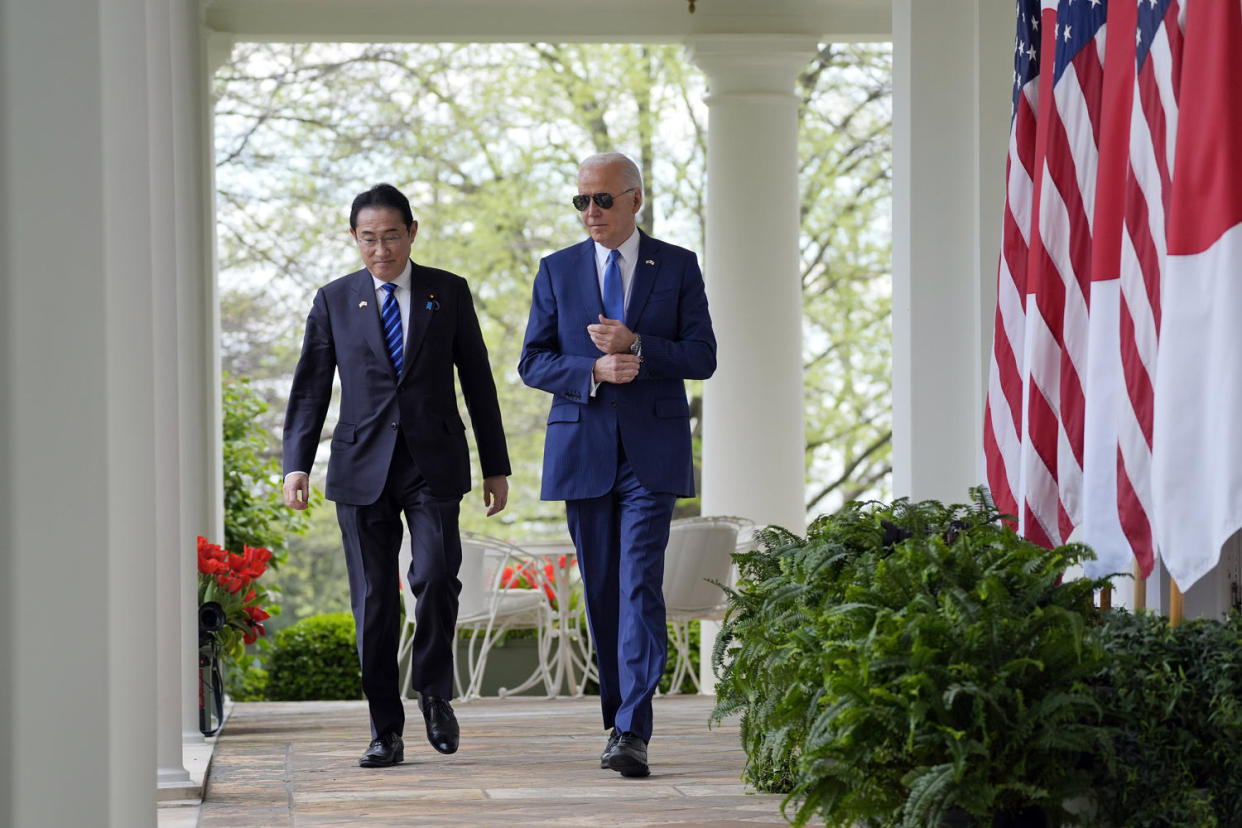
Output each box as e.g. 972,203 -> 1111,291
243,589 -> 256,604
243,628 -> 257,645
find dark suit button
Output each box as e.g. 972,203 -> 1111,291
391,422 -> 399,431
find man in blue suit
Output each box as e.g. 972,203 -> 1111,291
283,184 -> 510,768
519,152 -> 717,777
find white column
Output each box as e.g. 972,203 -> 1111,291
148,0 -> 197,796
692,35 -> 818,692
184,28 -> 232,747
693,34 -> 817,531
3,0 -> 166,824
891,0 -> 1011,501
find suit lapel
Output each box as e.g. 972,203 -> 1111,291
577,239 -> 604,317
625,232 -> 659,328
349,271 -> 396,380
402,262 -> 432,377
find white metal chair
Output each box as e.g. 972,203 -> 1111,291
397,531 -> 556,700
661,515 -> 754,694
521,538 -> 597,697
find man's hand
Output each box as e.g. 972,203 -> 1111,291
283,472 -> 310,510
482,475 -> 509,517
588,315 -> 637,355
593,353 -> 640,385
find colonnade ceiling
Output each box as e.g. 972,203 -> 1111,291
203,0 -> 891,42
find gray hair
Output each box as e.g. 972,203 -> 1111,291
579,152 -> 643,192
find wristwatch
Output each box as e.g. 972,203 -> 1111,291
630,334 -> 643,360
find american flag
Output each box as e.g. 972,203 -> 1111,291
983,0 -> 1042,525
1018,0 -> 1108,547
1115,0 -> 1182,578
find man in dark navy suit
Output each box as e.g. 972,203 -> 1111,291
519,153 -> 716,777
283,183 -> 510,768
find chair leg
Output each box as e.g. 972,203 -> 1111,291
397,620 -> 415,699
664,621 -> 699,695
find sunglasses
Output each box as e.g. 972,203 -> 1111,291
572,187 -> 637,211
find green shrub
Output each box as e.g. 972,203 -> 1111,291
713,491 -> 1111,827
1087,610 -> 1242,826
266,612 -> 361,701
224,653 -> 269,701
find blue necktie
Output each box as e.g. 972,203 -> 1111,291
380,283 -> 403,375
602,249 -> 624,322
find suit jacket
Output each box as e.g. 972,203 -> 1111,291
283,261 -> 509,505
518,232 -> 716,500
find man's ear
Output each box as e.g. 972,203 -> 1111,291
409,221 -> 419,242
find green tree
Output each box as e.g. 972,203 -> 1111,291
213,41 -> 893,619
222,372 -> 310,555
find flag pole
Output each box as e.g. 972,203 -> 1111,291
1099,585 -> 1112,610
1169,578 -> 1184,627
1132,559 -> 1146,611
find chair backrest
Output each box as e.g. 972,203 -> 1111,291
456,534 -> 492,622
400,532 -> 494,623
662,516 -> 748,615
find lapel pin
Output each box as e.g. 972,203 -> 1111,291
425,293 -> 439,311
358,300 -> 368,308
645,259 -> 655,265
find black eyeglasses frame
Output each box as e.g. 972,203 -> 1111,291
572,187 -> 637,212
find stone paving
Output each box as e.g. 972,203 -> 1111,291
160,695 -> 792,827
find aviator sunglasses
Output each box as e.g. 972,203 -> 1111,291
572,187 -> 637,211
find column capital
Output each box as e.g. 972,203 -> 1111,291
689,34 -> 820,97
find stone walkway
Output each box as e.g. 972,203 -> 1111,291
159,695 -> 792,827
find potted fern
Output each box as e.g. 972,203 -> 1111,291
713,491 -> 1110,827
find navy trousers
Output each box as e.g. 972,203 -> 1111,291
566,448 -> 675,743
336,434 -> 463,739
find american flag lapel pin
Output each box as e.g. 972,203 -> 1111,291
358,300 -> 367,308
645,259 -> 655,266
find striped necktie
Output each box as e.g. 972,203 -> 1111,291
380,282 -> 403,375
602,248 -> 624,322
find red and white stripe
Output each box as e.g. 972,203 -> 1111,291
1116,2 -> 1183,579
983,57 -> 1039,522
1019,2 -> 1106,547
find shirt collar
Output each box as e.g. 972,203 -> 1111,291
370,260 -> 412,292
594,229 -> 640,269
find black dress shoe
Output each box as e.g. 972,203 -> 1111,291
605,732 -> 649,778
419,694 -> 459,754
599,727 -> 621,768
359,733 -> 403,768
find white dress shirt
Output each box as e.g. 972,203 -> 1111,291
372,260 -> 413,339
593,229 -> 640,317
588,230 -> 641,397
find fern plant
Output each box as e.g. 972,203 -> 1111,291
1087,609 -> 1242,826
712,490 -> 1111,827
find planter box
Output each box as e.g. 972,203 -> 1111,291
455,635 -> 550,697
